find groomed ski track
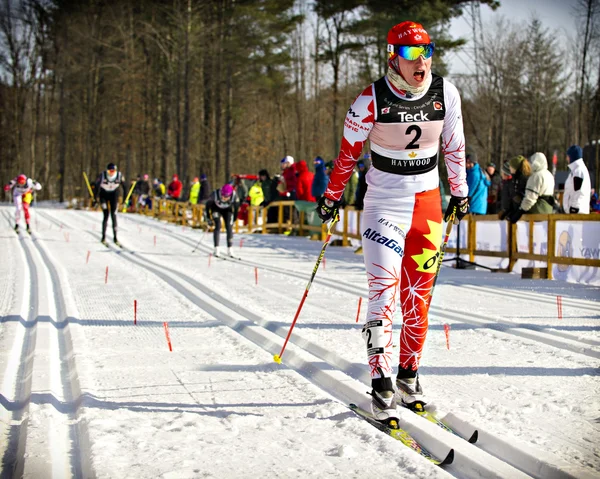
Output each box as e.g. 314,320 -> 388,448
1,205 -> 598,479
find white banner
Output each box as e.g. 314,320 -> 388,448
553,221 -> 600,285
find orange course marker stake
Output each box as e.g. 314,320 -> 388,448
557,296 -> 563,319
134,299 -> 137,325
86,251 -> 90,264
154,235 -> 157,247
105,266 -> 108,284
163,322 -> 173,351
255,267 -> 258,285
355,297 -> 363,323
240,238 -> 244,248
443,323 -> 451,350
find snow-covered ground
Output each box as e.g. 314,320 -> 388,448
0,204 -> 599,479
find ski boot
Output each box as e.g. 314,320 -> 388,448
226,246 -> 234,257
213,246 -> 220,257
396,366 -> 426,411
369,373 -> 399,427
26,224 -> 31,234
100,236 -> 108,247
14,224 -> 19,234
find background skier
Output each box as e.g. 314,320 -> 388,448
4,174 -> 42,233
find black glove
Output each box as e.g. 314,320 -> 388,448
444,196 -> 469,224
507,208 -> 524,224
316,196 -> 341,222
569,207 -> 579,214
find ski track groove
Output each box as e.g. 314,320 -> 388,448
1,210 -> 94,479
39,208 -> 597,479
122,212 -> 600,360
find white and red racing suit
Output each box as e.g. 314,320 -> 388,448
5,177 -> 42,226
324,73 -> 468,379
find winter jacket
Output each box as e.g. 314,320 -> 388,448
199,178 -> 212,202
281,163 -> 297,199
168,176 -> 183,199
487,171 -> 502,213
466,163 -> 490,215
311,158 -> 329,200
563,158 -> 591,214
497,176 -> 515,218
295,160 -> 316,202
248,182 -> 265,206
189,181 -> 200,204
521,153 -> 555,214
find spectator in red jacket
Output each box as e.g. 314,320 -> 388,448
295,160 -> 316,202
279,156 -> 297,200
168,174 -> 183,200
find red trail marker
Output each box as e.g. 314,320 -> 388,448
105,266 -> 109,284
557,296 -> 563,319
355,297 -> 363,323
134,299 -> 137,325
163,322 -> 173,351
443,323 -> 451,350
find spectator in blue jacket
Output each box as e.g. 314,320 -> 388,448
311,156 -> 329,201
466,153 -> 490,215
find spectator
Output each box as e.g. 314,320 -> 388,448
134,174 -> 151,207
590,189 -> 600,213
496,161 -> 514,219
500,155 -> 531,220
189,177 -> 200,204
343,162 -> 359,207
248,180 -> 265,206
258,169 -> 277,205
311,157 -> 329,201
152,178 -> 166,198
562,145 -> 591,214
507,152 -> 555,223
295,159 -> 316,202
167,174 -> 183,200
233,176 -> 248,204
279,156 -> 297,199
466,153 -> 490,215
355,156 -> 370,211
486,162 -> 502,214
199,174 -> 211,204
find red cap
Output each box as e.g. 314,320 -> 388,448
387,21 -> 430,46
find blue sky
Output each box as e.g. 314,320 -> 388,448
446,0 -> 580,76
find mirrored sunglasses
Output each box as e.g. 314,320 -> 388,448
388,43 -> 435,61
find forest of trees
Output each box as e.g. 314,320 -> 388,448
1,0 -> 599,201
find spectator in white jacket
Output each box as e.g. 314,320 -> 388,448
562,145 -> 591,214
507,152 -> 555,223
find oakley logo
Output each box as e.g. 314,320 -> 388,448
363,228 -> 404,257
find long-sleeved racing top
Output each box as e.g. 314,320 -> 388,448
324,73 -> 467,202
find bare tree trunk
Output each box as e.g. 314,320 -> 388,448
182,0 -> 192,184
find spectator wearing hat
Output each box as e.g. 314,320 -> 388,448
466,153 -> 490,215
311,156 -> 329,202
562,145 -> 591,214
496,161 -> 515,219
507,152 -> 555,223
278,156 -> 297,199
199,174 -> 211,204
343,163 -> 359,207
485,162 -> 502,214
167,174 -> 183,200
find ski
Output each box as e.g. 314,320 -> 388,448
215,254 -> 242,262
404,402 -> 478,444
348,403 -> 454,466
101,240 -> 109,247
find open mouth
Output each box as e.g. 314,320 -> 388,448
414,70 -> 425,82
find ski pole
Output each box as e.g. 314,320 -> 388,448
83,172 -> 95,201
191,230 -> 207,253
427,213 -> 455,308
122,181 -> 136,213
273,213 -> 340,364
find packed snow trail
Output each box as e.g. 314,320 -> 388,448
1,205 -> 599,478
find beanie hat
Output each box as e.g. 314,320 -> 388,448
258,169 -> 269,177
281,155 -> 294,165
387,21 -> 430,46
221,183 -> 234,197
200,173 -> 207,180
509,155 -> 526,171
487,162 -> 496,169
501,161 -> 511,175
313,156 -> 324,166
107,162 -> 117,170
567,145 -> 582,164
466,152 -> 477,164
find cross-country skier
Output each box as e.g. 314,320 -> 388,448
4,174 -> 42,234
316,21 -> 468,424
205,183 -> 239,257
94,162 -> 126,246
